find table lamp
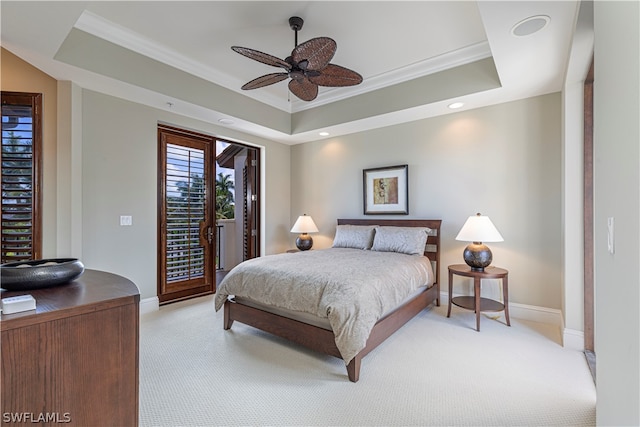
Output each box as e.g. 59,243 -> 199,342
290,214 -> 319,251
455,213 -> 503,271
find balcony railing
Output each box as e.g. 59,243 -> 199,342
215,219 -> 238,272
216,224 -> 223,270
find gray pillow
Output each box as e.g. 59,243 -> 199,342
332,225 -> 377,250
371,226 -> 431,256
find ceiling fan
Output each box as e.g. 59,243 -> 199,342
231,16 -> 363,102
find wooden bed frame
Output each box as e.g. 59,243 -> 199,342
223,219 -> 441,382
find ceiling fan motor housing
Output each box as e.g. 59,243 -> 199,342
289,16 -> 304,31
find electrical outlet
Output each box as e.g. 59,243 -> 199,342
120,215 -> 132,226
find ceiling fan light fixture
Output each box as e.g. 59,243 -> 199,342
290,70 -> 305,81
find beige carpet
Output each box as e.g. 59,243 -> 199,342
139,295 -> 596,426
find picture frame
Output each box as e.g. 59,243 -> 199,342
363,164 -> 409,215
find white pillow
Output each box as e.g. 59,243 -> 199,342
371,226 -> 431,256
332,225 -> 377,250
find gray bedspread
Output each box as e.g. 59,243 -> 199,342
214,248 -> 435,364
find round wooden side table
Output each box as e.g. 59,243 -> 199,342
447,263 -> 510,331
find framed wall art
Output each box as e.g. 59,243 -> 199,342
363,164 -> 408,215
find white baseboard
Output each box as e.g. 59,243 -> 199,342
508,301 -> 563,327
562,328 -> 585,351
440,291 -> 563,328
440,291 -> 585,350
140,296 -> 159,315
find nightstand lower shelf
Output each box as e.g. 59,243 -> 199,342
451,296 -> 505,312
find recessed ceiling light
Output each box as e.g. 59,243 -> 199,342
448,102 -> 464,109
318,131 -> 330,137
511,15 -> 550,37
218,118 -> 234,125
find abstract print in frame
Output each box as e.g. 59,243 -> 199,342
363,164 -> 408,215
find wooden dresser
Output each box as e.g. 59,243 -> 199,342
1,270 -> 140,426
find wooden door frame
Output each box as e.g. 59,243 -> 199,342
215,139 -> 261,264
243,147 -> 260,261
584,59 -> 594,352
157,125 -> 215,304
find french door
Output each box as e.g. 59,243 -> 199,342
158,125 -> 215,304
243,148 -> 259,261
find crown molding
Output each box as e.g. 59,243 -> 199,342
74,10 -> 491,115
292,41 -> 492,112
74,10 -> 292,111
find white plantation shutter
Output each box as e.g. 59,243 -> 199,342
165,143 -> 206,283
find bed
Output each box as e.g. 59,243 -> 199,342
214,218 -> 441,382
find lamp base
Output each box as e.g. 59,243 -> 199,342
296,234 -> 313,251
463,242 -> 492,271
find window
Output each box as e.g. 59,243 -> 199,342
1,92 -> 42,263
165,142 -> 206,282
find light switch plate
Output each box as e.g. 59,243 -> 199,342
120,215 -> 132,226
607,217 -> 614,254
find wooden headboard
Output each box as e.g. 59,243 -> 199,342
337,219 -> 442,286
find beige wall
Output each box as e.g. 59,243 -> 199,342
1,48 -> 58,257
291,94 -> 563,310
594,1 -> 640,424
80,90 -> 291,299
0,46 -> 568,312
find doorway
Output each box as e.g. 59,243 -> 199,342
157,125 -> 215,304
583,59 -> 595,380
157,126 -> 261,303
215,140 -> 260,285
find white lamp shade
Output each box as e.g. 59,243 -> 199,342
455,214 -> 503,243
290,215 -> 319,234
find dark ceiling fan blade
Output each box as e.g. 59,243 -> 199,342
309,64 -> 363,87
231,18 -> 361,101
241,73 -> 289,90
291,37 -> 336,71
288,79 -> 319,101
231,46 -> 292,70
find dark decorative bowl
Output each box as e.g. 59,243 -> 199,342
0,258 -> 85,291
